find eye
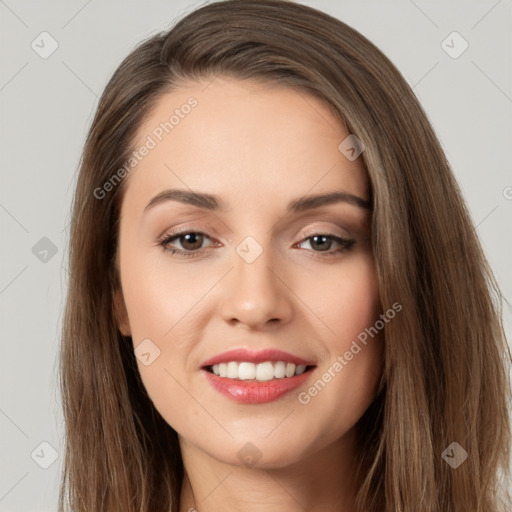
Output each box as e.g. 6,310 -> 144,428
296,233 -> 355,256
158,230 -> 215,258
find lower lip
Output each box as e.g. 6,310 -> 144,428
202,367 -> 315,404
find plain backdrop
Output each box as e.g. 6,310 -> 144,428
0,0 -> 511,510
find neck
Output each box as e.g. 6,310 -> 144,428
178,427 -> 361,512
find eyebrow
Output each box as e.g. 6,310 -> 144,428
143,188 -> 372,215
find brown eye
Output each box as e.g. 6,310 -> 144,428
174,232 -> 205,251
308,235 -> 335,252
159,230 -> 214,258
298,233 -> 355,255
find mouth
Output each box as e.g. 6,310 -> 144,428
203,361 -> 317,381
201,361 -> 317,404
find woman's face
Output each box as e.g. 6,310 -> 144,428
115,76 -> 383,467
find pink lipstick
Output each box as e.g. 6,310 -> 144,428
200,348 -> 316,404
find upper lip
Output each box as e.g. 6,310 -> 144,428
200,348 -> 316,369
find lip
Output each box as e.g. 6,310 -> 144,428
200,348 -> 315,368
201,366 -> 315,404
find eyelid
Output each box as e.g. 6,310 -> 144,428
157,226 -> 218,247
297,223 -> 353,240
157,223 -> 217,240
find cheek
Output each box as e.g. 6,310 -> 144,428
119,246 -> 209,342
119,253 -> 202,423
119,248 -> 214,409
293,252 -> 383,415
299,251 -> 381,345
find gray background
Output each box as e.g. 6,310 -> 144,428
1,0 -> 511,510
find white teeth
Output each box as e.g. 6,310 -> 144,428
295,364 -> 306,375
255,361 -> 274,381
226,361 -> 238,379
285,362 -> 296,377
274,361 -> 286,378
238,362 -> 256,380
210,361 -> 309,380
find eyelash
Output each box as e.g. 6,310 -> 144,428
157,228 -> 356,259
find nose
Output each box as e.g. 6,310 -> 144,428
219,240 -> 293,330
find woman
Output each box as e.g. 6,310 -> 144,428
58,1 -> 511,511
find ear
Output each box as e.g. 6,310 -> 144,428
114,287 -> 132,337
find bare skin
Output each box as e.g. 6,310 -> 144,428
114,76 -> 384,511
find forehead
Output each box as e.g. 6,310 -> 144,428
123,76 -> 369,214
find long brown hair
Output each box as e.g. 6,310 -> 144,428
58,1 -> 511,510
